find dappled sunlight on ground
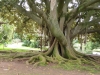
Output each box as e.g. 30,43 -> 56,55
6,42 -> 40,51
7,42 -> 23,48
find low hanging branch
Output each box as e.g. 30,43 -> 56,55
0,22 -> 6,25
80,29 -> 100,34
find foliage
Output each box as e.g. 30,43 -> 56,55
85,41 -> 100,53
13,33 -> 20,39
22,40 -> 31,47
73,39 -> 100,54
90,32 -> 100,43
0,0 -> 100,46
30,40 -> 39,48
91,42 -> 100,49
22,39 -> 39,48
0,23 -> 14,44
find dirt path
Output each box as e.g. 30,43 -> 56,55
0,60 -> 99,75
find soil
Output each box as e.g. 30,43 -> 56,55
0,59 -> 99,75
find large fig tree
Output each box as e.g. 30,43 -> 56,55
0,0 -> 100,65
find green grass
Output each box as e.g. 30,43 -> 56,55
57,62 -> 100,74
0,44 -> 40,52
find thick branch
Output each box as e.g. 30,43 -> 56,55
15,5 -> 42,25
27,0 -> 44,16
66,0 -> 100,23
0,22 -> 6,25
86,7 -> 100,10
78,0 -> 100,11
49,0 -> 67,45
72,18 -> 100,38
25,0 -> 68,46
57,0 -> 64,17
80,29 -> 100,34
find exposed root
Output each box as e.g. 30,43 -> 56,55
45,56 -> 57,63
26,53 -> 68,66
0,43 -> 99,68
26,54 -> 47,66
0,50 -> 40,61
33,55 -> 47,66
13,52 -> 36,58
0,50 -> 99,68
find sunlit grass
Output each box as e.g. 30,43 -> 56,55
0,44 -> 40,52
57,62 -> 100,74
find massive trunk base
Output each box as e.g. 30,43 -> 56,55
25,41 -> 97,66
0,42 -> 99,66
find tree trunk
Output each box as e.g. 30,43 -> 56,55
5,0 -> 98,66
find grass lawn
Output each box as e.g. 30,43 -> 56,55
0,44 -> 40,52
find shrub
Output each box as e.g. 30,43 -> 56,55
22,40 -> 31,47
91,42 -> 100,50
22,39 -> 39,48
30,41 -> 39,48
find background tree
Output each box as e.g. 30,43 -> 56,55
0,0 -> 100,66
0,23 -> 14,45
